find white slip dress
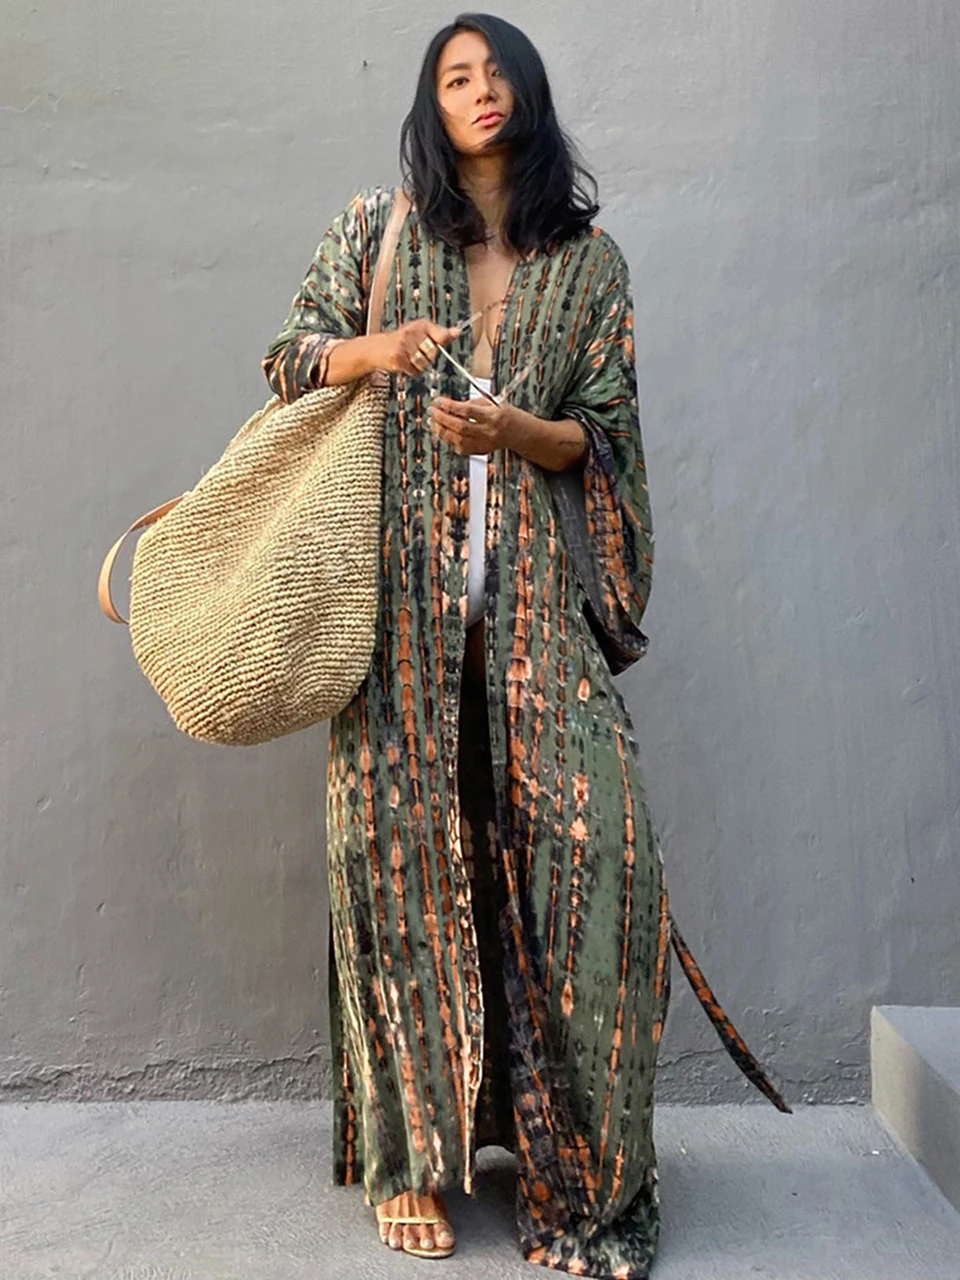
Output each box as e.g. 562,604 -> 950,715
465,375 -> 492,628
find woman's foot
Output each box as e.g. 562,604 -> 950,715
375,1188 -> 455,1258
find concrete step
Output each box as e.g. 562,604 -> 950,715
2,1101 -> 959,1278
872,1004 -> 960,1215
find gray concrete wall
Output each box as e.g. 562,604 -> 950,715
2,0 -> 958,1104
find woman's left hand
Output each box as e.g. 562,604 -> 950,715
427,394 -> 517,455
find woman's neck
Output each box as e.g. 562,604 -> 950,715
457,152 -> 511,246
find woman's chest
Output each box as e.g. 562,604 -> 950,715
463,243 -> 522,378
395,217 -> 597,416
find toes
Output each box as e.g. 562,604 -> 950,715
375,1189 -> 454,1256
435,1222 -> 455,1249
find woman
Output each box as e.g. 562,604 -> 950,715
262,14 -> 788,1277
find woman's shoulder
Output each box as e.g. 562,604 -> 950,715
342,184 -> 410,240
319,184 -> 404,259
545,221 -> 630,283
352,183 -> 401,207
577,223 -> 630,276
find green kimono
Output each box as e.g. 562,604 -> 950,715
263,185 -> 788,1279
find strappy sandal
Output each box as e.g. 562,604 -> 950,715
375,1193 -> 455,1260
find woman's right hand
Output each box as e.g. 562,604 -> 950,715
372,319 -> 462,377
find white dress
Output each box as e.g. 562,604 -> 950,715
466,376 -> 492,627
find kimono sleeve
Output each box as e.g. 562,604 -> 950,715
554,234 -> 654,671
261,187 -> 382,403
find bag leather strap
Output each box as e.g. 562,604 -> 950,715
368,186 -> 411,337
98,496 -> 188,624
99,185 -> 413,624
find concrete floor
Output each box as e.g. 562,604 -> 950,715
1,1102 -> 959,1279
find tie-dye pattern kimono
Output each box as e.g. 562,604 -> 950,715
262,185 -> 789,1279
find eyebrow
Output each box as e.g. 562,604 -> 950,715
440,57 -> 497,75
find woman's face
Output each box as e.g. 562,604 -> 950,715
435,29 -> 514,157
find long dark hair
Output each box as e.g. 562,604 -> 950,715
399,13 -> 600,256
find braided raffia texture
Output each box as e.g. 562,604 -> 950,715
128,378 -> 387,745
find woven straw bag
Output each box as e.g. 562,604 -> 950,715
99,188 -> 411,746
